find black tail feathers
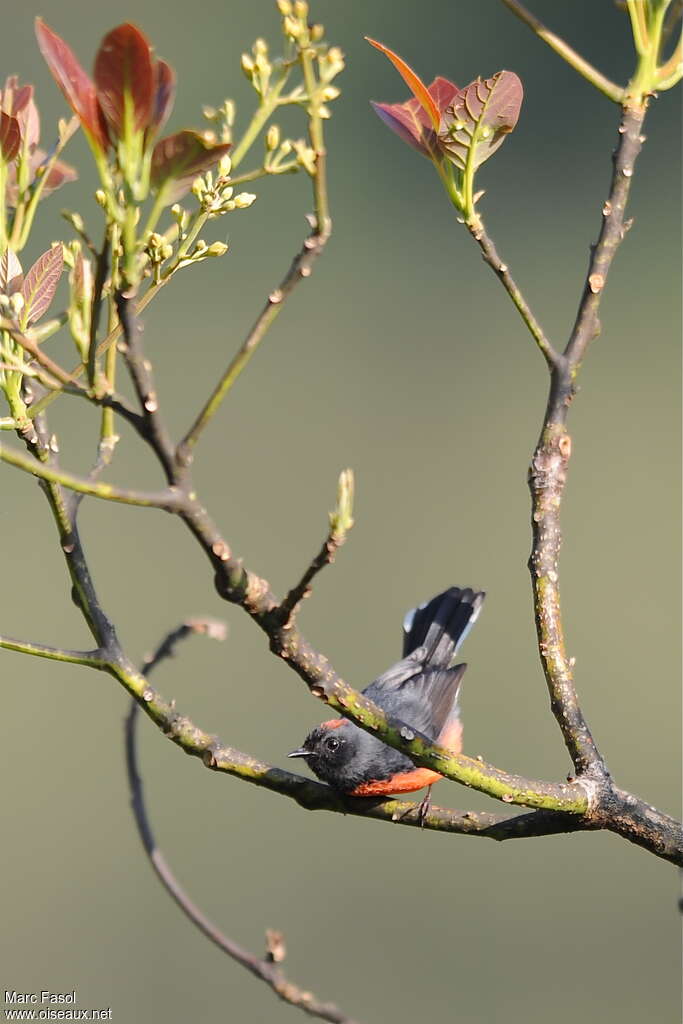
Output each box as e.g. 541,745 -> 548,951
402,586 -> 485,666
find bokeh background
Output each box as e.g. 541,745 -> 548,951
2,2 -> 680,1022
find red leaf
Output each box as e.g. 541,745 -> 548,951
371,78 -> 460,160
0,249 -> 24,296
21,245 -> 63,325
94,24 -> 155,138
366,38 -> 440,130
35,18 -> 109,153
151,130 -> 231,204
1,77 -> 41,151
439,71 -> 523,171
0,111 -> 21,161
148,59 -> 176,139
371,100 -> 433,157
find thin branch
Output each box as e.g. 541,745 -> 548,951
278,469 -> 354,623
0,318 -> 86,389
176,218 -> 330,460
125,621 -> 360,1024
500,0 -> 625,103
0,441 -> 181,509
465,222 -> 560,368
0,635 -> 106,667
176,38 -> 332,462
114,290 -> 178,484
27,276 -> 170,422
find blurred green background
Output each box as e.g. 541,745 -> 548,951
1,1 -> 680,1022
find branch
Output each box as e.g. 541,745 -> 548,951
126,620 -> 360,1024
527,103 -> 647,778
500,0 -> 625,103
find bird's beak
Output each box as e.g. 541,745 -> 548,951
287,747 -> 314,759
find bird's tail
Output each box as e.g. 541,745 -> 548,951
402,586 -> 485,667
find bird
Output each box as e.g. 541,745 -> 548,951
288,586 -> 485,814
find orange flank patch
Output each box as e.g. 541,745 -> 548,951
349,716 -> 463,797
321,718 -> 344,730
350,767 -> 443,797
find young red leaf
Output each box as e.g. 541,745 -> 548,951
147,60 -> 176,139
94,24 -> 155,139
371,78 -> 460,160
366,38 -> 440,130
35,18 -> 109,153
371,99 -> 433,156
439,71 -> 523,172
0,249 -> 24,296
150,130 -> 231,204
1,77 -> 41,152
20,245 -> 64,326
0,111 -> 21,161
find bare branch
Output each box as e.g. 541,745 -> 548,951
125,620 -> 360,1024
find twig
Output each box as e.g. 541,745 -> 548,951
278,469 -> 354,623
0,442 -> 181,509
176,34 -> 332,462
466,223 -> 560,368
176,217 -> 330,461
500,0 -> 625,103
114,290 -> 178,484
125,620 -> 360,1024
0,635 -> 106,667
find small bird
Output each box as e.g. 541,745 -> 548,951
288,586 -> 485,807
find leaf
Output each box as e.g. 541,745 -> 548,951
5,151 -> 78,208
0,249 -> 23,296
0,111 -> 21,161
147,60 -> 176,139
150,130 -> 231,204
366,38 -> 440,130
371,99 -> 434,156
20,245 -> 64,326
94,23 -> 155,139
35,18 -> 109,153
1,77 -> 41,151
438,71 -> 523,172
371,77 -> 460,160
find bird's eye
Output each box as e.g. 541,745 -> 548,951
325,736 -> 340,752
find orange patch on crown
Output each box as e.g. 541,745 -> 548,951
321,718 -> 345,730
